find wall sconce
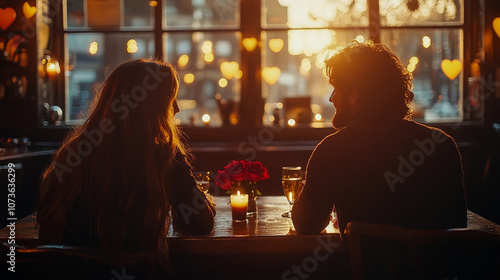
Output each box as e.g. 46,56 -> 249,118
493,17 -> 500,38
41,53 -> 60,79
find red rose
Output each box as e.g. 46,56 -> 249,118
246,161 -> 269,182
225,160 -> 247,181
216,160 -> 269,191
215,170 -> 232,190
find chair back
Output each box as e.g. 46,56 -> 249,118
345,222 -> 500,280
1,242 -> 157,280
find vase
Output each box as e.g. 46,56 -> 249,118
231,180 -> 258,215
246,189 -> 258,215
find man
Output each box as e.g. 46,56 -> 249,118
292,42 -> 467,235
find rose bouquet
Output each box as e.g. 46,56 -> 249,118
215,159 -> 269,213
215,159 -> 269,193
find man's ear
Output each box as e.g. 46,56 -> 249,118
350,91 -> 359,105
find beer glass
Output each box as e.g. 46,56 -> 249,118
281,166 -> 303,217
194,171 -> 210,194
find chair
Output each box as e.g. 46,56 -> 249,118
345,222 -> 500,280
0,242 -> 157,280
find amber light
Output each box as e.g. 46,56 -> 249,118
42,55 -> 61,79
493,17 -> 500,38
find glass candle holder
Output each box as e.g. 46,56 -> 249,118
230,191 -> 248,222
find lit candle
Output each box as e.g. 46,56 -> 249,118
230,191 -> 248,222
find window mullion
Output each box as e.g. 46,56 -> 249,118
155,0 -> 163,60
369,0 -> 381,42
240,0 -> 262,129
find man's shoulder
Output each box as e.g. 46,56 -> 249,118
317,129 -> 351,147
315,120 -> 456,147
405,120 -> 456,143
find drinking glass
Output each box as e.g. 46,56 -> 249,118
194,171 -> 210,194
281,166 -> 304,218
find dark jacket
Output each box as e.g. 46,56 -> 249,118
292,120 -> 467,235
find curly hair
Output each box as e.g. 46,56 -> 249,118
325,41 -> 414,120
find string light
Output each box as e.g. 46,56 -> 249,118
183,73 -> 195,84
204,53 -> 214,63
89,41 -> 98,55
126,39 -> 138,54
218,78 -> 228,88
178,55 -> 189,68
422,36 -> 431,48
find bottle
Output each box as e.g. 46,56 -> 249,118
0,83 -> 4,99
19,48 -> 28,67
18,76 -> 26,98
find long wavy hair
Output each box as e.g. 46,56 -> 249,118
36,58 -> 188,262
325,41 -> 414,121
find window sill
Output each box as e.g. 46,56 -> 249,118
27,120 -> 496,146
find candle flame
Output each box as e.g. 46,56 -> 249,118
237,190 -> 240,196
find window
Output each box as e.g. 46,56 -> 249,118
261,0 -> 369,127
66,33 -> 155,119
64,0 -> 155,121
378,0 -> 465,123
63,0 -> 474,129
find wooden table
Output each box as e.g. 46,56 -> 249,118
169,196 -> 346,279
0,197 -> 342,253
1,196 -> 500,279
0,196 -> 344,279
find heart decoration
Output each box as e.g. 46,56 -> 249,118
0,7 -> 17,31
23,2 -> 37,20
262,67 -> 281,85
220,61 -> 239,80
269,38 -> 284,53
441,59 -> 462,81
493,17 -> 500,39
242,37 -> 257,52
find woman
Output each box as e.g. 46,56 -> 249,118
36,59 -> 215,269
